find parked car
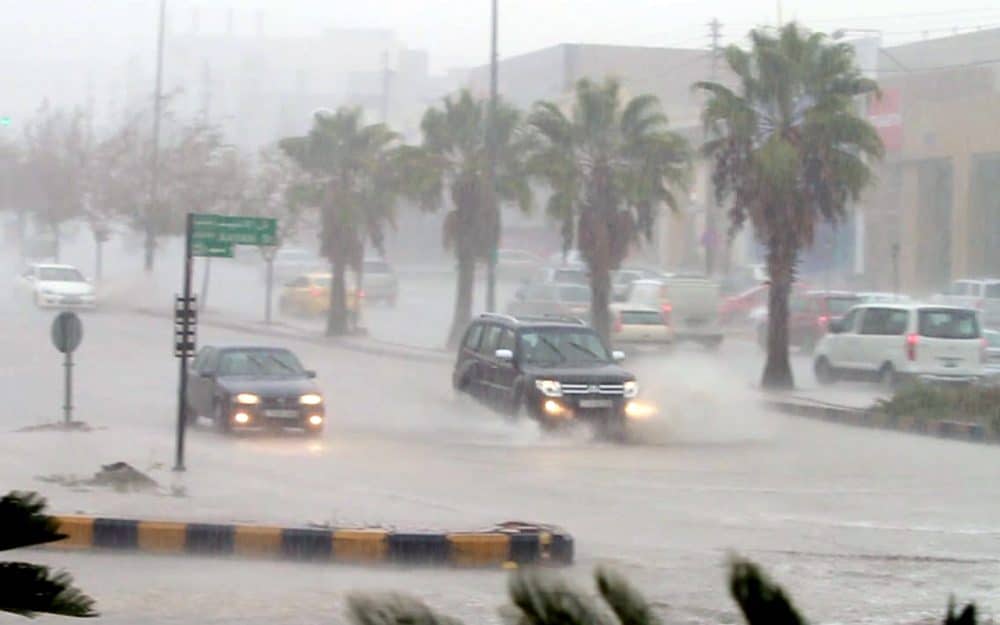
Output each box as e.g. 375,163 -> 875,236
533,264 -> 590,287
612,267 -> 670,301
17,263 -> 97,309
186,345 -> 324,435
720,284 -> 770,325
268,247 -> 325,285
983,329 -> 1000,379
663,276 -> 724,348
507,282 -> 590,320
278,272 -> 361,329
609,299 -> 672,347
362,258 -> 399,307
495,249 -> 544,280
933,278 -> 1000,329
756,290 -> 861,353
814,304 -> 984,388
452,313 -> 642,439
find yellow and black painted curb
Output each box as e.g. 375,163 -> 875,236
768,399 -> 992,444
48,516 -> 574,568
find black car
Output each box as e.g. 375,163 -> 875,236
187,346 -> 325,435
452,314 -> 639,438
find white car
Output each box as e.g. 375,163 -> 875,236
932,278 -> 1000,329
813,303 -> 984,387
19,263 -> 97,309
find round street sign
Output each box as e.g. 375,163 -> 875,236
51,311 -> 83,354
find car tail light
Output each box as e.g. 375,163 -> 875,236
309,286 -> 323,298
661,302 -> 672,324
817,315 -> 830,330
905,333 -> 918,361
614,312 -> 623,333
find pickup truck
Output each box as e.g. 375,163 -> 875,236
932,279 -> 1000,329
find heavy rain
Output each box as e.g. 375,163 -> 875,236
1,2 -> 999,624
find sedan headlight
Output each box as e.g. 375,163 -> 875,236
300,393 -> 323,406
623,381 -> 639,398
535,379 -> 562,397
235,393 -> 260,405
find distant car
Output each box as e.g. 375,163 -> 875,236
495,249 -> 544,280
546,250 -> 586,266
720,284 -> 770,325
507,282 -> 590,321
361,258 -> 399,307
18,263 -> 97,309
858,292 -> 912,305
814,304 -> 984,388
278,272 -> 361,329
268,247 -> 324,285
757,290 -> 861,353
186,345 -> 324,435
534,264 -> 590,287
452,313 -> 640,439
612,267 -> 669,301
932,278 -> 1000,329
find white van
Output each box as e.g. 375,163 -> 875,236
813,304 -> 984,387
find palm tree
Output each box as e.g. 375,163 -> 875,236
696,23 -> 884,389
528,78 -> 691,342
280,108 -> 404,336
405,90 -> 532,347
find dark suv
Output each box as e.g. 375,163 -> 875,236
452,314 -> 639,437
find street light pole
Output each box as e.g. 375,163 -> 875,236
485,0 -> 499,312
146,0 -> 166,272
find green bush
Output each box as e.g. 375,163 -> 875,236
875,383 -> 1000,433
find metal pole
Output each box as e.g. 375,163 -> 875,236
265,257 -> 274,324
485,0 -> 499,312
146,0 -> 166,272
63,352 -> 72,424
174,213 -> 193,472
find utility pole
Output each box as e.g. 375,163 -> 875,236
146,0 -> 167,272
703,18 -> 721,277
485,0 -> 499,312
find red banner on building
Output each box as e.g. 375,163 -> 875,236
868,88 -> 902,152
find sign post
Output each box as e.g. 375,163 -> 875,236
50,311 -> 83,424
174,213 -> 277,471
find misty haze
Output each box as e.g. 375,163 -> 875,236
1,1 -> 999,624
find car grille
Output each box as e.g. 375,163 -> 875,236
561,383 -> 624,396
261,396 -> 299,409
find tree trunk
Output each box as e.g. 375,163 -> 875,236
144,229 -> 155,272
447,252 -> 476,348
589,262 -> 613,344
761,239 -> 796,390
326,257 -> 349,336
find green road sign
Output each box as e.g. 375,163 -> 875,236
191,239 -> 234,258
190,214 -> 277,253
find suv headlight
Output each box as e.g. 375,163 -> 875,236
236,393 -> 260,405
623,381 -> 639,398
300,393 -> 323,405
535,379 -> 563,397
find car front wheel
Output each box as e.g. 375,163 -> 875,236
213,400 -> 231,433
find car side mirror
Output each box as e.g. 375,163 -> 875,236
306,370 -> 317,378
828,320 -> 844,334
495,349 -> 514,362
612,350 -> 625,362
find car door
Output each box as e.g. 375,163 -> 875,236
187,347 -> 217,416
476,324 -> 503,403
455,322 -> 484,392
857,307 -> 895,372
494,328 -> 519,405
829,308 -> 863,369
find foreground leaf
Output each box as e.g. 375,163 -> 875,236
347,592 -> 463,625
595,566 -> 661,625
509,568 -> 608,625
0,562 -> 97,618
729,558 -> 806,625
944,598 -> 977,625
0,492 -> 65,552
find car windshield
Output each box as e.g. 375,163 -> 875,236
558,285 -> 590,303
519,328 -> 611,365
38,267 -> 84,282
218,349 -> 306,377
918,309 -> 980,339
827,296 -> 861,316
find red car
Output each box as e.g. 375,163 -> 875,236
756,290 -> 861,353
720,284 -> 770,325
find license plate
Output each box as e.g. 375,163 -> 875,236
579,399 -> 613,408
264,409 -> 299,419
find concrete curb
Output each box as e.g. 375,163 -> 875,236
130,306 -> 452,364
767,399 -> 992,444
49,516 -> 574,568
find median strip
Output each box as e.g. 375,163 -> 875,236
47,516 -> 574,568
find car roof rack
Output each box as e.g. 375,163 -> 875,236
479,312 -> 519,323
514,314 -> 586,326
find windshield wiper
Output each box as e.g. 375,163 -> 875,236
567,342 -> 602,360
266,354 -> 298,374
536,337 -> 566,363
